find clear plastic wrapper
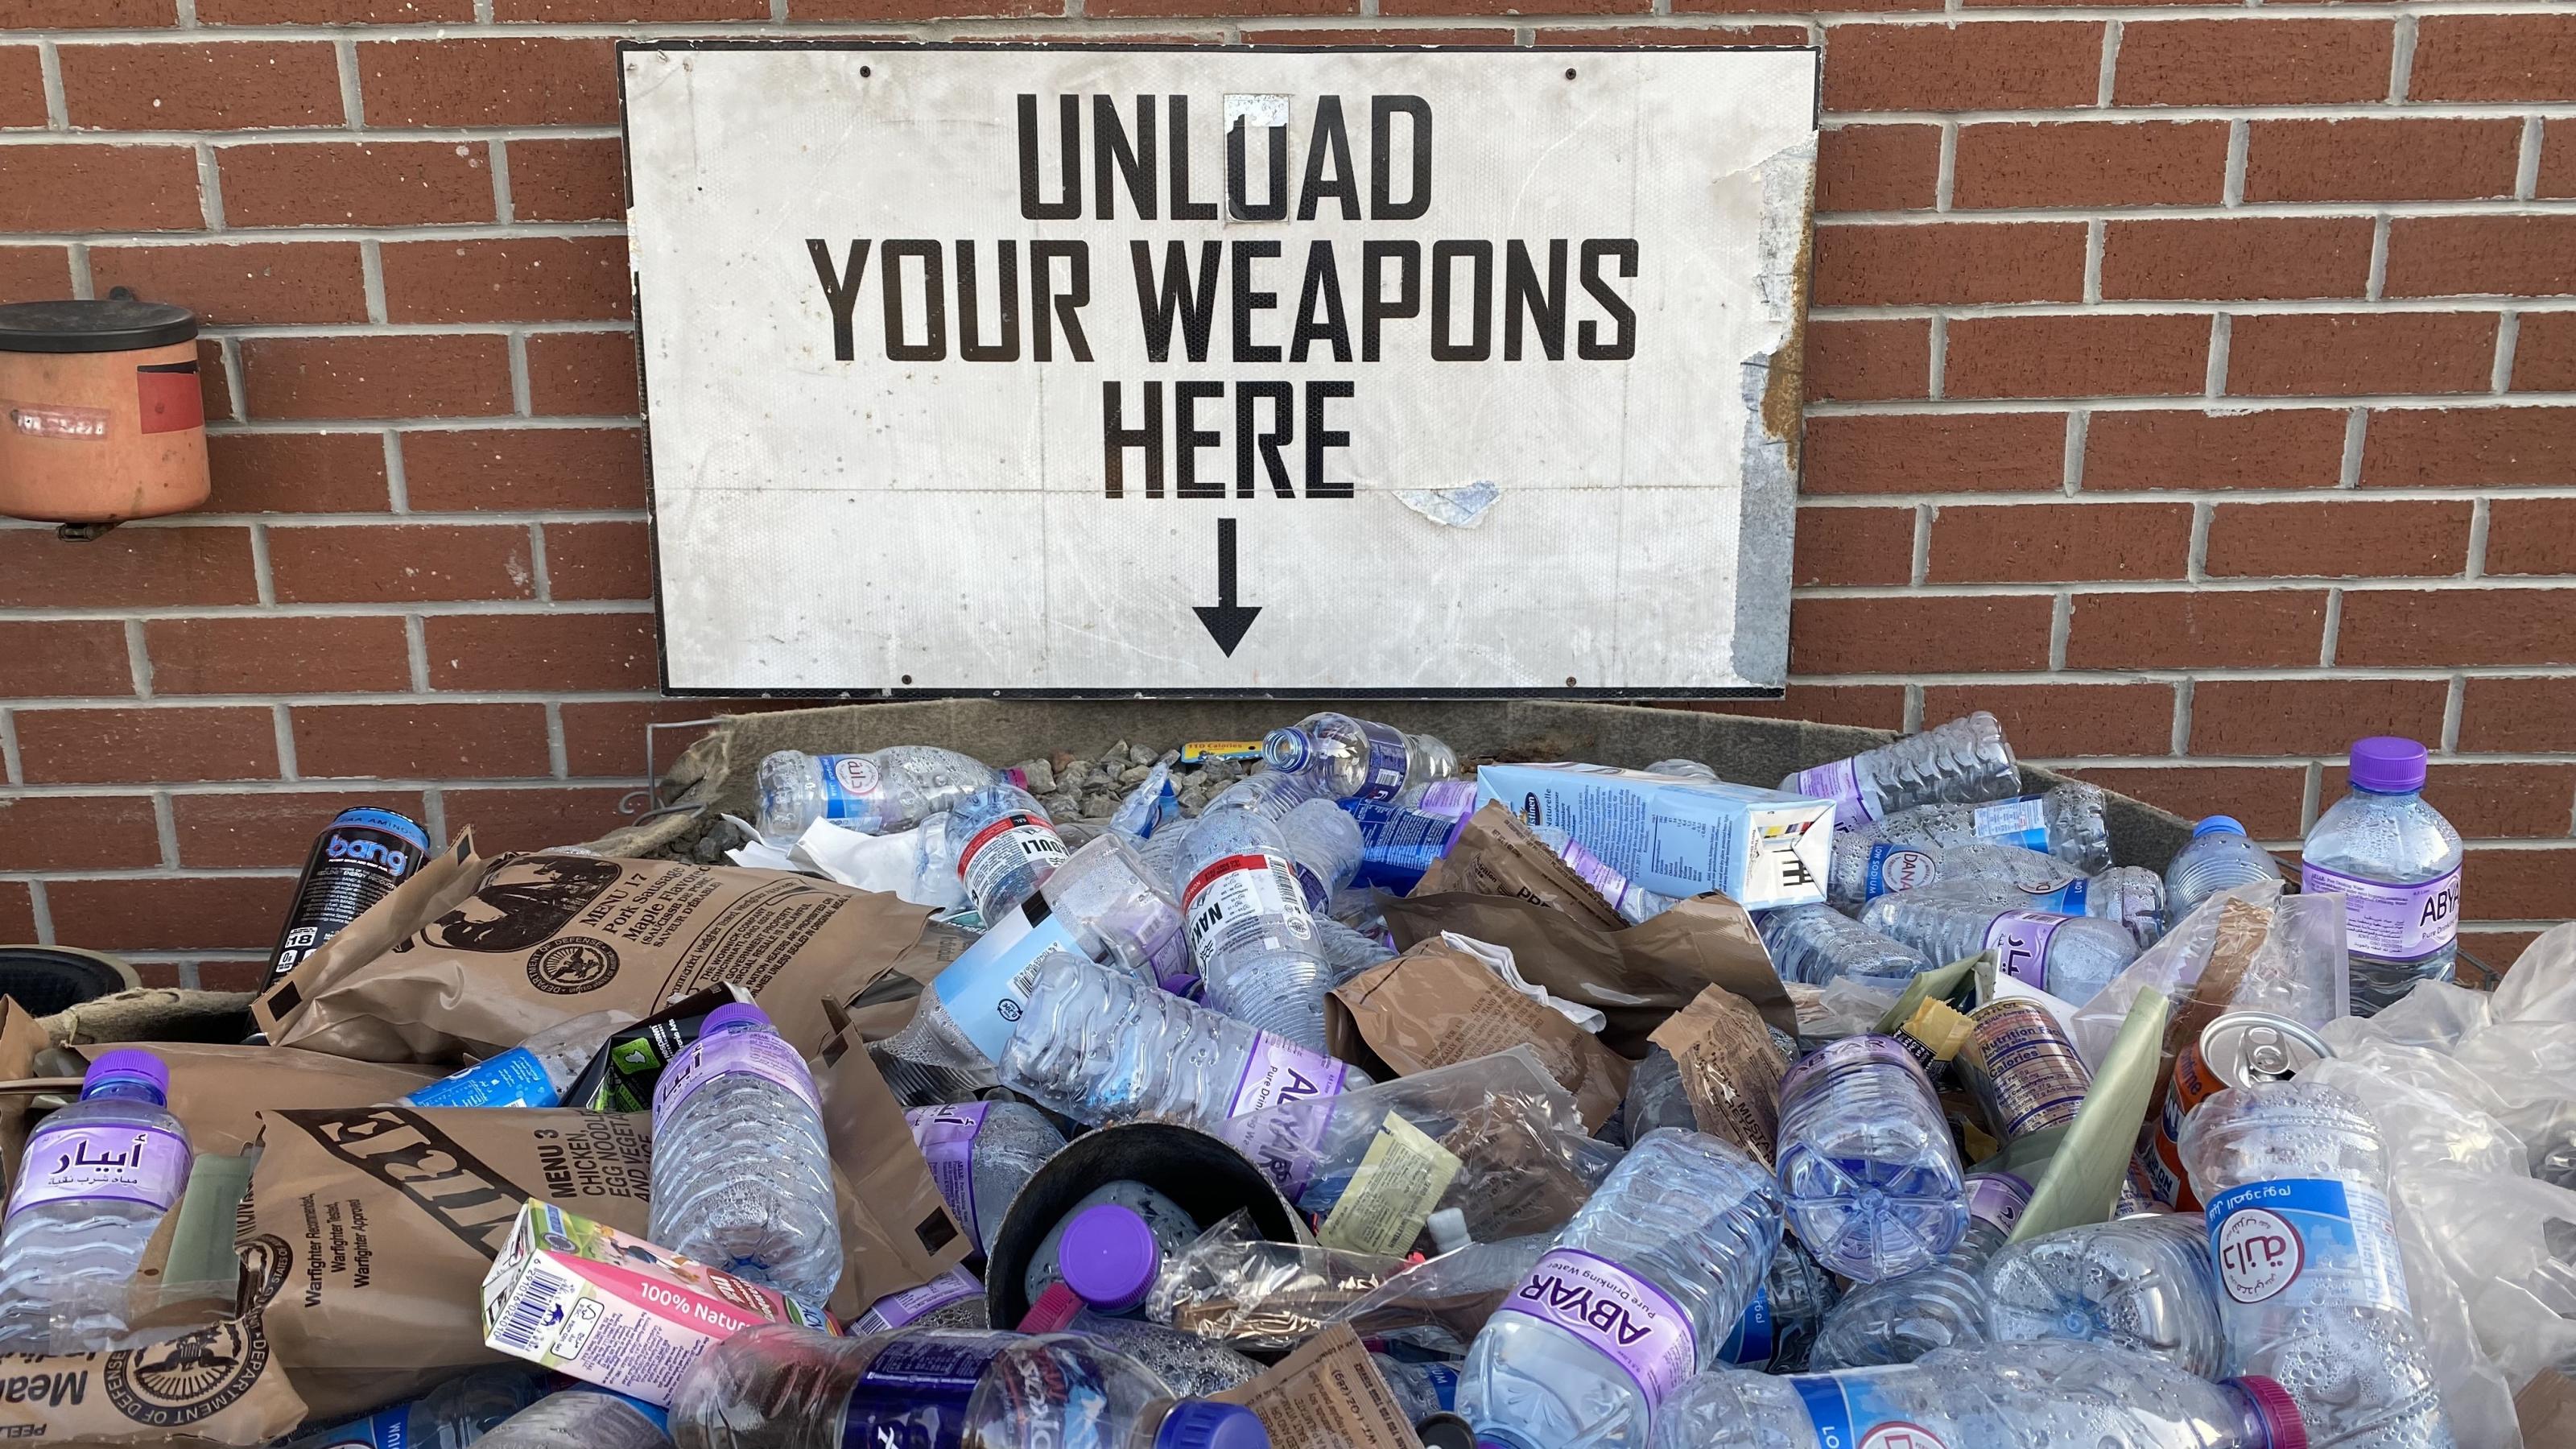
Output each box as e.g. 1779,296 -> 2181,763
2064,881 -> 2347,1071
1328,1235 -> 1557,1357
1146,1208 -> 1414,1352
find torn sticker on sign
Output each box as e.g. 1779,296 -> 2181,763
1392,480 -> 1501,530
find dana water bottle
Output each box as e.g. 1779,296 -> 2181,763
398,1009 -> 631,1109
1773,1036 -> 1967,1284
648,1003 -> 842,1305
1780,712 -> 2020,829
1806,1172 -> 2028,1370
1982,1212 -> 2226,1379
1860,892 -> 2139,1007
669,1323 -> 1270,1449
1174,807 -> 1332,1050
2182,1080 -> 2454,1448
1261,712 -> 1459,803
948,782 -> 1069,921
752,745 -> 998,839
1756,905 -> 1934,992
2301,737 -> 2462,1015
1458,1129 -> 1781,1449
0,1050 -> 192,1352
2165,816 -> 2284,924
906,1100 -> 1067,1255
478,1390 -> 671,1449
1651,1340 -> 2306,1449
1856,782 -> 2115,873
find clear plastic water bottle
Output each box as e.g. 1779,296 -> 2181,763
1716,1235 -> 1840,1373
1373,1354 -> 1461,1426
1773,1036 -> 1967,1285
1314,914 -> 1397,989
0,1050 -> 192,1352
1982,1211 -> 2225,1379
1854,782 -> 2115,873
1110,762 -> 1182,840
647,1002 -> 841,1306
854,1265 -> 991,1334
1807,1172 -> 2029,1370
398,1009 -> 633,1109
1173,807 -> 1332,1050
906,1100 -> 1067,1255
286,1366 -> 549,1449
1040,832 -> 1187,989
1847,851 -> 2167,949
752,745 -> 1001,840
1458,1129 -> 1782,1449
1756,904 -> 1935,992
2164,816 -> 2285,925
1277,798 -> 1363,910
1200,768 -> 1327,822
997,951 -> 1367,1133
1621,1047 -> 1695,1142
1645,759 -> 1719,781
1859,892 -> 2140,1007
2301,737 -> 2463,1015
947,782 -> 1069,923
1019,1286 -> 1265,1397
1650,1340 -> 2306,1449
2181,1080 -> 2455,1448
1261,712 -> 1459,803
1780,712 -> 2021,830
669,1323 -> 1271,1449
478,1390 -> 671,1449
1532,826 -> 1680,923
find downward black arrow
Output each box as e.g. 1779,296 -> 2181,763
1192,517 -> 1261,657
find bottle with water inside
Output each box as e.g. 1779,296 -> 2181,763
0,1050 -> 192,1352
1781,712 -> 2020,829
1458,1128 -> 1781,1449
1757,904 -> 1934,992
1859,893 -> 2140,1007
1981,1211 -> 2225,1379
2164,816 -> 2283,924
1773,1035 -> 1967,1284
1261,712 -> 1459,802
478,1390 -> 672,1449
2301,737 -> 2462,1015
2181,1080 -> 2454,1448
1174,807 -> 1332,1050
947,782 -> 1069,921
1855,781 -> 2114,872
648,1002 -> 842,1306
906,1100 -> 1067,1256
1807,1172 -> 2029,1370
398,1009 -> 633,1109
753,745 -> 999,840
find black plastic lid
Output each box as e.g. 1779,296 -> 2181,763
0,299 -> 197,354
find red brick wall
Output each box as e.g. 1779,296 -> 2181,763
3,4 -> 2572,985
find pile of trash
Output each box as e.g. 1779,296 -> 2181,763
1,709 -> 2566,1449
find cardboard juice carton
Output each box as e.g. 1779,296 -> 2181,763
1472,762 -> 1832,910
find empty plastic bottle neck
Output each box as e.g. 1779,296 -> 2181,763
2192,815 -> 2248,839
80,1075 -> 167,1106
2222,1376 -> 2308,1449
1261,728 -> 1314,772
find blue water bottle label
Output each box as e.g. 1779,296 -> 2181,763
1353,720 -> 1412,801
299,1405 -> 411,1449
931,908 -> 1090,1062
403,1046 -> 559,1109
1418,1360 -> 1459,1411
1344,800 -> 1468,891
1718,1286 -> 1775,1367
1790,1373 -> 1955,1449
1862,844 -> 1938,898
2017,877 -> 2089,914
1971,797 -> 2050,853
842,1333 -> 1014,1449
2206,1176 -> 2410,1314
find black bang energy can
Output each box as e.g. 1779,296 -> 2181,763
266,807 -> 431,987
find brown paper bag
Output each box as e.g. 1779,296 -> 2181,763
242,1104 -> 656,1419
0,999 -> 61,1183
1331,939 -> 1633,1132
1413,804 -> 1625,932
1381,891 -> 1791,1057
814,1022 -> 973,1319
257,849 -> 935,1063
1215,1323 -> 1422,1449
0,1311 -> 309,1446
1648,985 -> 1789,1165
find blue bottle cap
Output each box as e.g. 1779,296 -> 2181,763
1154,1402 -> 1268,1449
2192,815 -> 2248,838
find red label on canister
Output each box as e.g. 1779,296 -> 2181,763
2140,1038 -> 2226,1212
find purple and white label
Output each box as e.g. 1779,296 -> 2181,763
652,1028 -> 819,1120
854,1265 -> 985,1333
1983,910 -> 2066,988
9,1123 -> 188,1216
1225,1035 -> 1351,1120
1778,1034 -> 1935,1117
1964,1174 -> 2033,1232
906,1103 -> 990,1249
1494,1249 -> 1698,1404
2299,862 -> 2460,963
1785,758 -> 1873,828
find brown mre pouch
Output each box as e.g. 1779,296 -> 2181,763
814,1020 -> 973,1318
1214,1323 -> 1422,1449
1331,938 -> 1633,1132
62,1044 -> 442,1158
1412,804 -> 1626,932
0,1311 -> 308,1447
1647,984 -> 1789,1165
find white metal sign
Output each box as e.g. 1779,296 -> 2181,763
621,43 -> 1819,696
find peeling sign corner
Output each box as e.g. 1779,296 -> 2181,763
1752,137 -> 1818,477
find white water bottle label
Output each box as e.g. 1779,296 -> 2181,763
956,811 -> 1067,905
652,1029 -> 818,1120
2298,862 -> 2459,963
1971,796 -> 2050,852
9,1123 -> 188,1215
1494,1249 -> 1699,1404
1863,843 -> 1938,898
1182,852 -> 1316,973
819,754 -> 881,820
1982,910 -> 2066,989
2207,1176 -> 2409,1313
1790,1374 -> 1955,1449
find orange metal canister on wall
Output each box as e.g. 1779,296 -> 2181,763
0,299 -> 209,526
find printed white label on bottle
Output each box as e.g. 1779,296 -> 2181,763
2298,862 -> 2460,963
1495,1249 -> 1698,1404
956,812 -> 1067,906
1790,1375 -> 1954,1449
2206,1176 -> 2409,1314
1864,843 -> 1939,898
1182,851 -> 1316,973
651,1028 -> 819,1120
8,1123 -> 189,1215
931,910 -> 1088,1062
1971,797 -> 2050,852
1982,910 -> 2066,989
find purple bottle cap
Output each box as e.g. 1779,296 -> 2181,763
1154,1402 -> 1269,1449
2193,815 -> 2247,838
1058,1203 -> 1161,1315
85,1049 -> 170,1098
2347,736 -> 2428,794
2227,1376 -> 2307,1449
701,1001 -> 770,1034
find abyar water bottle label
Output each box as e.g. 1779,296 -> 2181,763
1971,796 -> 2050,852
1223,1037 -> 1352,1201
651,1028 -> 818,1120
1777,1033 -> 1934,1117
854,1265 -> 985,1333
1182,851 -> 1317,973
1352,720 -> 1413,800
2298,862 -> 2460,963
1863,843 -> 1938,898
1790,1373 -> 1955,1449
1718,1287 -> 1775,1368
1226,1034 -> 1350,1118
1494,1249 -> 1699,1404
906,1102 -> 990,1247
2206,1177 -> 2411,1313
1981,910 -> 2065,989
404,1046 -> 559,1109
957,811 -> 1067,906
820,753 -> 881,820
8,1122 -> 189,1215
1785,758 -> 1874,827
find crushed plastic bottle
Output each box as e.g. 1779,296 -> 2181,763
1645,759 -> 1719,781
1277,798 -> 1364,910
1853,782 -> 2114,873
1651,1340 -> 2306,1449
1261,712 -> 1459,803
906,1100 -> 1067,1255
1174,807 -> 1333,1050
1458,1128 -> 1781,1449
752,745 -> 1000,839
398,1009 -> 634,1109
1757,904 -> 1936,993
997,951 -> 1366,1133
1621,1046 -> 1695,1142
1314,914 -> 1398,989
1773,1036 -> 1967,1285
854,1265 -> 992,1334
947,782 -> 1069,923
1981,1212 -> 2225,1379
1807,1173 -> 2028,1370
670,1324 -> 1270,1449
2163,815 -> 2284,925
0,1050 -> 192,1352
1717,1235 -> 1840,1373
647,1002 -> 841,1306
477,1390 -> 672,1449
1109,762 -> 1182,840
2181,1080 -> 2455,1448
1021,1286 -> 1265,1397
1373,1354 -> 1462,1426
1779,712 -> 2020,830
2301,737 -> 2462,1016
1341,781 -> 1480,891
1039,832 -> 1187,989
1828,836 -> 2166,944
287,1367 -> 549,1449
1859,892 -> 2141,1007
1532,825 -> 1680,923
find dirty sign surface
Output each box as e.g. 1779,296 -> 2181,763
621,43 -> 1820,696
